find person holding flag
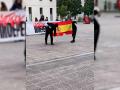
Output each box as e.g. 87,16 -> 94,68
71,21 -> 77,43
45,23 -> 58,45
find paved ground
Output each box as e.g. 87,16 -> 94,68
0,42 -> 26,90
26,23 -> 94,90
94,13 -> 120,90
26,23 -> 94,65
27,54 -> 94,90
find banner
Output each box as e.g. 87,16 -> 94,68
0,10 -> 26,42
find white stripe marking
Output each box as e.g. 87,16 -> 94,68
26,52 -> 94,67
109,87 -> 120,90
0,37 -> 25,43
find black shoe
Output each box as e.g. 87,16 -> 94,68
51,43 -> 54,45
45,43 -> 48,45
70,40 -> 75,43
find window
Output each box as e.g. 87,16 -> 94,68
94,0 -> 98,6
29,7 -> 32,14
50,8 -> 53,21
28,7 -> 32,21
40,8 -> 43,15
50,8 -> 53,15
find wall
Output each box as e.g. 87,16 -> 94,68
25,0 -> 57,21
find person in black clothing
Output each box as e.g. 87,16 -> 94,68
0,2 -> 8,11
45,23 -> 58,45
10,0 -> 22,11
24,40 -> 26,65
71,21 -> 77,43
94,10 -> 100,60
39,15 -> 44,21
35,17 -> 38,22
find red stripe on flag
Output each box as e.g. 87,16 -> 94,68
65,30 -> 73,35
54,20 -> 72,25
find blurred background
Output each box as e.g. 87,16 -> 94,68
95,0 -> 120,12
0,0 -> 26,90
94,0 -> 120,90
0,0 -> 26,41
0,0 -> 26,10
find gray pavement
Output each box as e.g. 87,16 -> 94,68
26,23 -> 94,65
26,23 -> 94,90
94,13 -> 120,90
0,42 -> 26,90
27,54 -> 94,90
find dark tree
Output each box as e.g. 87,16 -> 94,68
68,0 -> 82,17
57,0 -> 82,19
84,0 -> 94,16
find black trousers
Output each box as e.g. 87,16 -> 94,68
94,29 -> 100,52
72,29 -> 77,41
45,31 -> 53,44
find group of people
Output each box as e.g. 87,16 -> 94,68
45,20 -> 77,45
0,0 -> 23,11
42,7 -> 100,60
45,10 -> 100,60
35,15 -> 48,22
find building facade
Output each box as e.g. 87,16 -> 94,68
25,0 -> 57,21
94,0 -> 118,11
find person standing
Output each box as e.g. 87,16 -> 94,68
39,15 -> 44,21
35,17 -> 38,22
71,21 -> 77,43
0,2 -> 8,11
45,23 -> 58,45
94,8 -> 100,60
45,17 -> 48,21
10,0 -> 22,11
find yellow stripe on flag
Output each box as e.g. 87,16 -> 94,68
53,20 -> 73,36
58,24 -> 72,33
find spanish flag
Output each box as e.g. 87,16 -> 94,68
55,20 -> 73,36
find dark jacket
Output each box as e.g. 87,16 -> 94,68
94,17 -> 100,34
46,23 -> 57,36
10,3 -> 22,11
72,21 -> 77,31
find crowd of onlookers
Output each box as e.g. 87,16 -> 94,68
0,0 -> 23,11
35,15 -> 48,22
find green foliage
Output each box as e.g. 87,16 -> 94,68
57,5 -> 68,19
57,0 -> 82,18
68,0 -> 82,16
83,0 -> 94,16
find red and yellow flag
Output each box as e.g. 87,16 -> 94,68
55,20 -> 73,36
